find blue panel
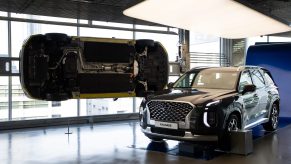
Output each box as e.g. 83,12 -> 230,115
246,43 -> 291,116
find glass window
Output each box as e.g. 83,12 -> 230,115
174,73 -> 195,88
0,20 -> 8,121
269,36 -> 291,42
11,22 -> 77,57
0,21 -> 8,57
0,11 -> 7,17
93,21 -> 133,28
192,71 -> 238,90
10,21 -> 78,120
0,77 -> 8,121
246,36 -> 268,49
174,70 -> 238,90
80,27 -> 133,39
11,13 -> 77,23
136,32 -> 179,62
81,98 -> 133,116
264,72 -> 275,86
250,70 -> 265,88
11,77 -> 78,120
239,71 -> 253,92
135,25 -> 168,31
190,33 -> 220,67
169,76 -> 179,83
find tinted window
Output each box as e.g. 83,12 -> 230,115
174,73 -> 195,88
173,70 -> 239,90
192,71 -> 238,90
264,72 -> 275,86
250,70 -> 265,88
239,71 -> 253,92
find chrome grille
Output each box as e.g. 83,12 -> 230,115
147,100 -> 194,122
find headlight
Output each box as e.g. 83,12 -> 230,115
139,106 -> 144,115
206,100 -> 221,107
203,100 -> 221,127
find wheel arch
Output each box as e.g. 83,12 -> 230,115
223,108 -> 243,130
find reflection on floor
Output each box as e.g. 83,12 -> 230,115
0,118 -> 291,164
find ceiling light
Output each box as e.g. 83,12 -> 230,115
124,0 -> 291,39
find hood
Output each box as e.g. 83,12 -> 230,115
150,88 -> 237,105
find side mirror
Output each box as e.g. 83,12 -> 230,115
242,84 -> 256,95
167,82 -> 174,89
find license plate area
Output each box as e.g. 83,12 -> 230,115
155,121 -> 178,130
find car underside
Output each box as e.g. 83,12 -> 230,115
20,33 -> 169,101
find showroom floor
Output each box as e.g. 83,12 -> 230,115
0,120 -> 290,164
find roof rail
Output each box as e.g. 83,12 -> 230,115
192,66 -> 211,69
237,65 -> 261,71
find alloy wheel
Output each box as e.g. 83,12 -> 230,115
271,105 -> 279,129
227,117 -> 238,132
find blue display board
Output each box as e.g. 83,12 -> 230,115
246,43 -> 291,116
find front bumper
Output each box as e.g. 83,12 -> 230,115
142,127 -> 218,142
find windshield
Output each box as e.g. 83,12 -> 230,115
173,69 -> 239,90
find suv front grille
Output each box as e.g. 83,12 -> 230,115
147,100 -> 194,122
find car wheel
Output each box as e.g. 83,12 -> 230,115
45,33 -> 70,42
226,115 -> 239,132
136,39 -> 155,50
263,103 -> 279,131
135,42 -> 169,96
144,43 -> 169,92
218,114 -> 240,151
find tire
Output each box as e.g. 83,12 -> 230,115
226,114 -> 240,132
263,103 -> 279,131
135,42 -> 169,95
135,39 -> 155,54
45,33 -> 70,42
144,43 -> 169,92
136,39 -> 155,48
218,114 -> 240,151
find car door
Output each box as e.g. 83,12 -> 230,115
238,70 -> 260,126
249,69 -> 268,120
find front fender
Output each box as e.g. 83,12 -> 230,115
222,100 -> 244,130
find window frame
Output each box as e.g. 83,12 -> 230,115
238,70 -> 254,92
263,71 -> 275,87
249,69 -> 266,89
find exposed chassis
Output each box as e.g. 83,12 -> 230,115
20,33 -> 169,101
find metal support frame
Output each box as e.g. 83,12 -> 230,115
77,19 -> 81,117
220,38 -> 233,66
0,16 -> 178,36
178,29 -> 190,72
132,23 -> 137,113
7,12 -> 12,121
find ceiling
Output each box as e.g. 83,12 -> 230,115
0,0 -> 290,28
0,0 -> 159,26
237,0 -> 291,26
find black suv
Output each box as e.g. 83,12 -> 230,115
139,66 -> 280,145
